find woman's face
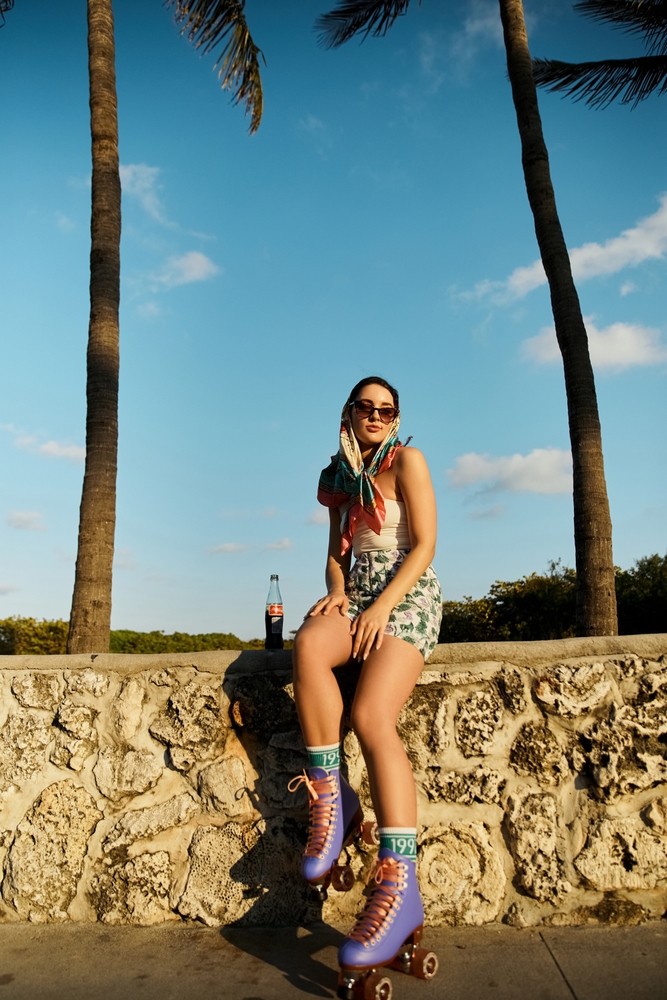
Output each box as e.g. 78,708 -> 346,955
349,383 -> 396,451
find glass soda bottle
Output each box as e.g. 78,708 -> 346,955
265,574 -> 284,650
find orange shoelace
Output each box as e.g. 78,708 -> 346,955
287,770 -> 340,860
347,856 -> 408,948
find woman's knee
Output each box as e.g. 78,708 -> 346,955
350,698 -> 397,748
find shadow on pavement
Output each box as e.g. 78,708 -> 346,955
220,923 -> 345,998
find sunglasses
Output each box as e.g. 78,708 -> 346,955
350,399 -> 398,424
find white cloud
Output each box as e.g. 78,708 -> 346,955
620,281 -> 637,296
2,424 -> 85,463
114,547 -> 136,570
38,440 -> 86,461
298,114 -> 333,158
307,507 -> 329,526
137,301 -> 162,319
0,584 -> 18,596
523,317 -> 667,371
450,1 -> 503,63
468,504 -> 506,520
448,448 -> 572,494
211,542 -> 247,554
7,511 -> 45,531
120,163 -> 168,225
468,193 -> 667,303
265,538 -> 293,551
152,251 -> 219,290
56,212 -> 75,232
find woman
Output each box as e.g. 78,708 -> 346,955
290,376 -> 442,987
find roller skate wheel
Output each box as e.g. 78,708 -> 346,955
363,973 -> 392,1000
331,864 -> 355,892
360,821 -> 380,846
411,948 -> 439,980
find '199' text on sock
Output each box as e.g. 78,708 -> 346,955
306,743 -> 340,772
379,827 -> 417,863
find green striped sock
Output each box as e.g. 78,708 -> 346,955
306,742 -> 340,772
379,827 -> 417,862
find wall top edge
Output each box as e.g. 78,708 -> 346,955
0,634 -> 665,675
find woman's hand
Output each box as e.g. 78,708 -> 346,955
350,599 -> 391,661
306,590 -> 349,618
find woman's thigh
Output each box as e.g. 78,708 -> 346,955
351,635 -> 423,731
293,611 -> 354,670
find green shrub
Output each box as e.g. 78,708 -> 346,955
439,555 -> 666,642
0,616 -> 69,655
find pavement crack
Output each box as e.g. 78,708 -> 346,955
539,931 -> 578,1000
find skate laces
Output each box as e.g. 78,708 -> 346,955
287,770 -> 340,859
347,856 -> 408,947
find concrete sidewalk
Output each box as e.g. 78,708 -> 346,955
0,921 -> 665,1000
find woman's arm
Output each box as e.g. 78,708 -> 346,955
306,506 -> 353,618
350,447 -> 437,659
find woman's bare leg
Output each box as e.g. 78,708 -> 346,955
350,636 -> 424,828
292,613 -> 353,747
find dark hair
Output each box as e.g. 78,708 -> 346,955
346,376 -> 399,412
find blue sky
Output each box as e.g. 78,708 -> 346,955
1,0 -> 665,639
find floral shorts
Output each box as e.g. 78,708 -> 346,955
345,549 -> 442,660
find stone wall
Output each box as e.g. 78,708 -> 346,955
0,635 -> 666,928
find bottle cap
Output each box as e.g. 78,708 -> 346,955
270,574 -> 279,580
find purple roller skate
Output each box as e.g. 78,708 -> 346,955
336,848 -> 439,1000
288,767 -> 364,899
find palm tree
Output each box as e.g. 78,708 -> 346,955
64,0 -> 263,653
533,1 -> 667,107
0,1 -> 14,27
317,0 -> 618,637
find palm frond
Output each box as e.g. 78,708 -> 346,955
316,0 -> 413,50
168,0 -> 264,133
0,0 -> 15,28
533,54 -> 667,106
575,1 -> 667,56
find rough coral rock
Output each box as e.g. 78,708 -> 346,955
496,664 -> 527,715
398,683 -> 449,770
580,707 -> 667,798
0,710 -> 51,791
454,690 -> 503,758
228,672 -> 297,741
574,817 -> 667,891
90,851 -> 175,925
199,755 -> 253,818
11,672 -> 61,712
65,669 -> 109,698
111,677 -> 145,742
103,793 -> 199,856
149,681 -> 227,769
418,822 -> 505,925
506,792 -> 571,902
49,699 -> 99,772
621,667 -> 667,738
93,746 -> 163,802
424,765 -> 505,805
2,780 -> 102,921
509,723 -> 570,785
533,662 -> 611,718
544,896 -> 648,927
642,797 -> 666,834
177,817 -> 310,926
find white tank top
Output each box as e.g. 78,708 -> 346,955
346,498 -> 411,556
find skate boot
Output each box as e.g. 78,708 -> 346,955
288,767 -> 365,899
336,848 -> 438,1000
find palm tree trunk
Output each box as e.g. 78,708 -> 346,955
67,0 -> 121,653
498,0 -> 617,636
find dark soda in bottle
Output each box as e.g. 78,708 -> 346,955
265,574 -> 284,650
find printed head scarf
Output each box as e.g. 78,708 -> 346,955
317,398 -> 401,555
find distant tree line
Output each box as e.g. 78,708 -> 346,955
0,622 -> 271,656
439,554 -> 667,643
2,554 -> 664,654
